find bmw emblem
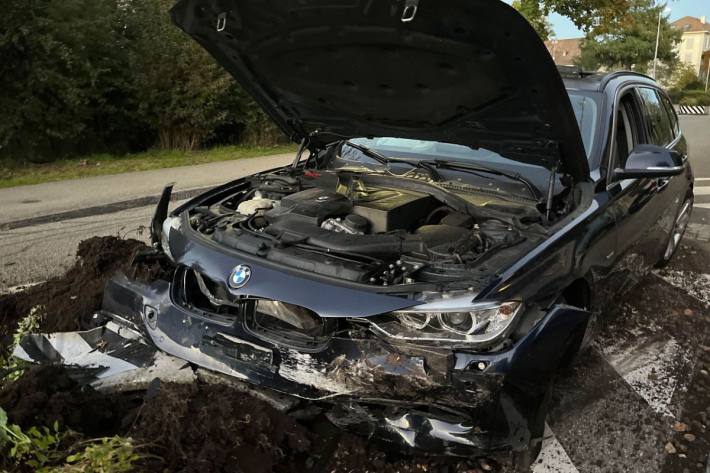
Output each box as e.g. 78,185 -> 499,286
229,264 -> 251,289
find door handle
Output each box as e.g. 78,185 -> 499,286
656,177 -> 670,192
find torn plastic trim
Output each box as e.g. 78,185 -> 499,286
150,183 -> 174,249
101,274 -> 462,400
95,272 -> 590,453
101,272 -> 589,393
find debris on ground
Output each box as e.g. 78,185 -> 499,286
1,235 -> 709,473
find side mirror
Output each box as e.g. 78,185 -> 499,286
614,144 -> 684,179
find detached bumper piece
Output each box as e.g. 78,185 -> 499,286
90,271 -> 590,455
12,322 -> 196,390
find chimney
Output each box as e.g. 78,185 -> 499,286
701,16 -> 707,24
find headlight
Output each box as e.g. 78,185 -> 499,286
368,297 -> 522,346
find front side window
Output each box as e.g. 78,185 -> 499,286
636,87 -> 674,146
612,93 -> 640,171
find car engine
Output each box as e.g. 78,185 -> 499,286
187,171 -> 525,286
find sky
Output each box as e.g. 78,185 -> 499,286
551,0 -> 710,38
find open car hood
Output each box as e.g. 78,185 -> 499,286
171,0 -> 590,181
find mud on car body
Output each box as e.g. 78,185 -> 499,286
99,0 -> 694,469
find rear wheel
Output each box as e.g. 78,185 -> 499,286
656,197 -> 692,267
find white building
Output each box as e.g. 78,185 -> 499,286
672,16 -> 710,76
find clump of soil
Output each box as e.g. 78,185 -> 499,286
0,236 -> 162,351
0,365 -> 139,437
132,382 -> 311,473
1,367 -> 491,473
326,434 -> 489,473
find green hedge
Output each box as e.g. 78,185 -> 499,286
668,89 -> 710,106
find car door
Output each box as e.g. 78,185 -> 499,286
635,87 -> 687,253
609,86 -> 683,272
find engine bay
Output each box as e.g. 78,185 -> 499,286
186,170 -> 536,287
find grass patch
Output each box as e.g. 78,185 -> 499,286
0,144 -> 297,189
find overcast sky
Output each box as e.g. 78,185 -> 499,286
551,0 -> 709,38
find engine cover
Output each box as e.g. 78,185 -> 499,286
351,188 -> 438,233
266,188 -> 352,226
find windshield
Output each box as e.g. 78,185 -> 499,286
334,92 -> 597,194
345,92 -> 597,167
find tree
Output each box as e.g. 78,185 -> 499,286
124,0 -> 231,151
512,0 -> 553,41
577,0 -> 680,72
512,0 -> 637,39
0,0 -> 135,162
125,0 -> 282,151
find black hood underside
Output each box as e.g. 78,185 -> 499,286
171,0 -> 590,181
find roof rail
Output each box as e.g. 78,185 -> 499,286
556,65 -> 598,79
598,70 -> 655,90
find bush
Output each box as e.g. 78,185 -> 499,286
671,64 -> 705,91
677,90 -> 710,106
0,0 -> 286,164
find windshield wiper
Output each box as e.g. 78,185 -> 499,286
342,141 -> 442,181
423,159 -> 543,201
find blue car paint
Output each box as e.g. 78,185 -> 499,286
101,270 -> 589,454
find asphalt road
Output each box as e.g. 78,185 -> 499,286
683,115 -> 710,179
0,154 -> 292,290
0,153 -> 293,226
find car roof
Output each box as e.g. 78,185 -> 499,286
559,67 -> 658,93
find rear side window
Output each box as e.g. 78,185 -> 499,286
637,87 -> 674,146
658,92 -> 680,137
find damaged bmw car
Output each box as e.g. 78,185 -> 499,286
90,0 -> 694,469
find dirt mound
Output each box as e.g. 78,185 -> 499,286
326,433 -> 489,473
1,368 -> 488,473
0,236 -> 161,351
131,382 -> 312,473
0,365 -> 139,437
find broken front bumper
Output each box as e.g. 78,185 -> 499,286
99,268 -> 589,455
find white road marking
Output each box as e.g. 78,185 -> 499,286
602,336 -> 693,418
534,424 -> 580,473
656,270 -> 710,305
695,203 -> 710,209
694,186 -> 710,195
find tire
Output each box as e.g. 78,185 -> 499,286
656,197 -> 693,268
511,386 -> 551,472
511,440 -> 542,472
